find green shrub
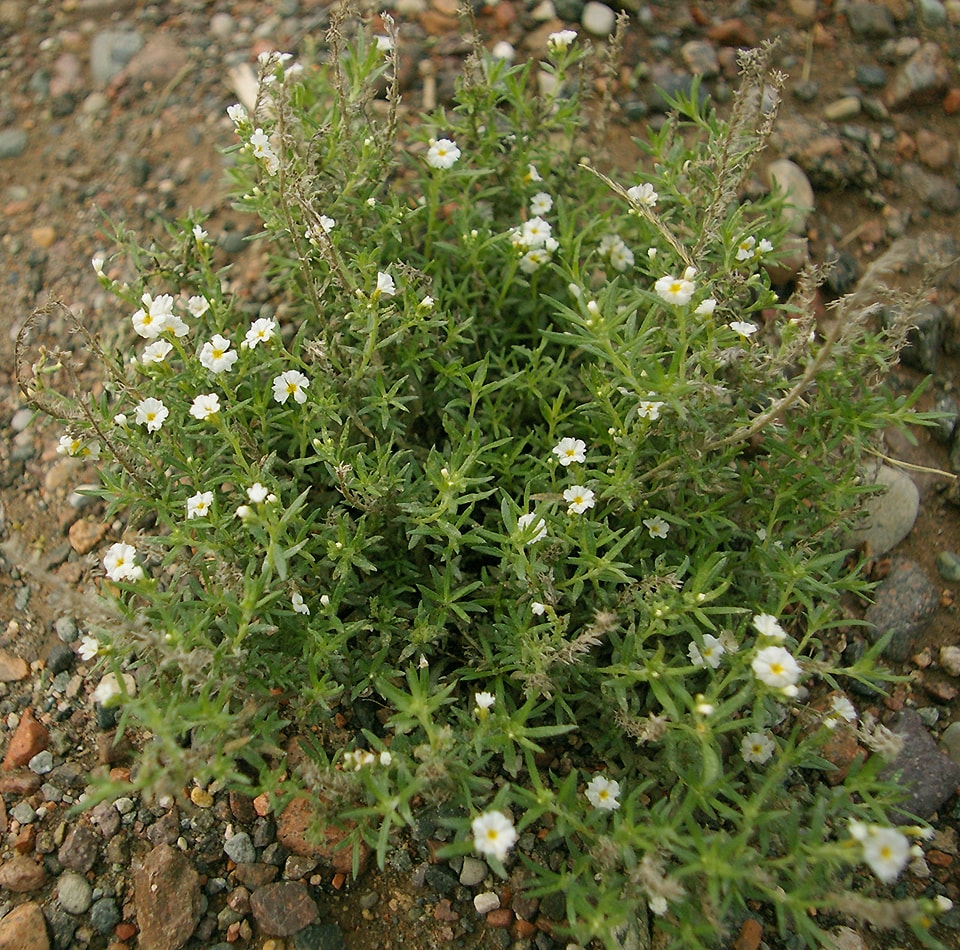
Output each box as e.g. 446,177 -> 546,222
20,9 -> 950,947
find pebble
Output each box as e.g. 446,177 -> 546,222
918,0 -> 948,25
863,558 -> 938,662
0,126 -> 27,158
879,709 -> 960,822
0,649 -> 30,682
12,800 -> 37,824
887,42 -> 951,110
0,901 -> 49,949
2,706 -> 49,770
847,465 -> 919,557
900,163 -> 960,214
941,721 -> 960,763
764,159 -> 814,234
89,30 -> 144,86
474,891 -> 501,914
57,870 -> 93,914
459,855 -> 488,886
46,642 -> 76,676
28,750 -> 54,775
224,830 -> 257,865
249,881 -> 319,937
0,854 -> 47,891
133,844 -> 203,950
897,303 -> 945,373
823,96 -> 861,121
940,645 -> 960,676
57,824 -> 100,872
581,1 -> 616,37
845,2 -> 896,38
90,896 -> 121,934
292,922 -> 348,950
54,616 -> 79,643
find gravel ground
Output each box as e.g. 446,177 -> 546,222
1,2 -> 960,949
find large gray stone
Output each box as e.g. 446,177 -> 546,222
848,465 -> 919,557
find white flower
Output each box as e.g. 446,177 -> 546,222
375,271 -> 396,297
759,238 -> 774,254
584,774 -> 621,811
519,216 -> 553,250
134,397 -> 169,432
637,399 -> 664,421
141,340 -> 173,365
517,512 -> 547,544
857,825 -> 911,884
695,298 -> 717,316
249,128 -> 280,175
426,138 -> 461,169
741,731 -> 776,764
131,293 -> 176,339
531,602 -> 546,616
187,295 -> 210,318
519,248 -> 552,274
272,369 -> 309,405
524,164 -> 542,183
472,810 -> 517,862
199,334 -> 238,374
695,696 -> 715,716
375,34 -> 394,52
688,634 -> 725,669
752,645 -> 801,689
292,592 -> 310,615
627,183 -> 658,208
643,516 -> 669,539
730,320 -> 758,338
77,636 -> 99,662
379,750 -> 392,767
547,29 -> 578,51
247,482 -> 271,504
491,40 -> 515,61
102,542 -> 143,582
829,695 -> 857,723
419,295 -> 435,311
648,896 -> 668,917
530,192 -> 553,216
186,490 -> 213,519
475,691 -> 495,711
552,437 -> 586,466
235,505 -> 253,520
227,103 -> 248,126
189,393 -> 221,421
736,236 -> 758,261
192,224 -> 207,242
563,485 -> 595,515
654,275 -> 696,306
242,317 -> 276,349
752,613 -> 786,640
57,435 -> 100,460
91,257 -> 105,276
609,241 -> 635,272
319,214 -> 336,232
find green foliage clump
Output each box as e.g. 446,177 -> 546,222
20,10 -> 950,948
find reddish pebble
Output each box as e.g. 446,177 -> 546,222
734,918 -> 762,950
928,850 -> 953,868
3,708 -> 49,770
514,919 -> 537,939
253,793 -> 271,817
331,872 -> 346,890
115,922 -> 137,940
486,908 -> 514,928
944,89 -> 960,114
434,898 -> 459,922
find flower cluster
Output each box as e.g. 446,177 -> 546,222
509,214 -> 558,274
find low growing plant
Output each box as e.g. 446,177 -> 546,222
19,8 -> 952,948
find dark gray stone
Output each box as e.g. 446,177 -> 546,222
57,824 -> 100,872
863,558 -> 939,662
294,922 -> 348,950
845,2 -> 896,38
46,642 -> 75,675
224,831 -> 257,865
90,896 -> 120,934
249,881 -> 319,937
89,30 -> 144,86
0,127 -> 28,158
901,164 -> 960,214
879,709 -> 960,822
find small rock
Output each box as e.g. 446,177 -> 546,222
234,862 -> 279,889
0,855 -> 47,892
863,558 -> 939,662
249,881 -> 319,937
28,750 -> 54,775
58,824 -> 100,872
459,856 -> 488,886
880,708 -> 960,822
830,927 -> 868,950
292,923 -> 348,950
133,844 -> 203,950
474,891 -> 501,914
765,159 -> 814,234
0,127 -> 28,159
887,42 -> 951,110
845,2 -> 896,37
89,897 -> 120,934
897,303 -> 945,372
57,870 -> 93,914
940,721 -> 960,763
900,164 -> 960,214
936,551 -> 960,583
11,801 -> 36,824
224,831 -> 257,865
67,518 -> 109,555
0,650 -> 29,682
848,465 -> 919,557
581,1 -> 615,36
823,96 -> 861,121
276,797 -> 370,875
54,617 -> 78,643
89,30 -> 144,86
3,707 -> 49,770
918,0 -> 948,25
30,226 -> 56,249
680,40 -> 718,78
939,645 -> 960,676
0,901 -> 49,949
45,642 -> 76,676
